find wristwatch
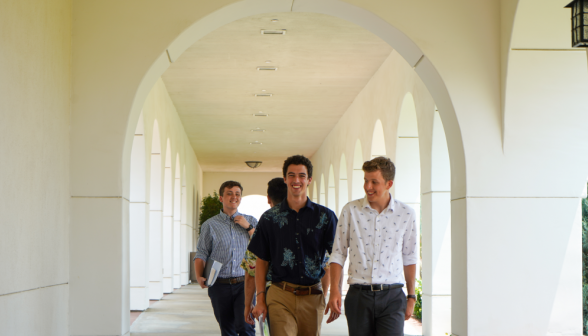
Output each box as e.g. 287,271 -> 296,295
407,295 -> 417,300
246,225 -> 254,232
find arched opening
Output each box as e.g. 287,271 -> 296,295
312,181 -> 318,203
338,154 -> 349,214
172,154 -> 181,289
421,108 -> 452,335
162,140 -> 173,293
352,139 -> 365,200
239,195 -> 271,220
319,174 -> 326,206
394,93 -> 421,273
371,119 -> 387,158
129,112 -> 148,311
148,120 -> 163,300
327,165 -> 337,214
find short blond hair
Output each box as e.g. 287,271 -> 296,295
362,157 -> 395,181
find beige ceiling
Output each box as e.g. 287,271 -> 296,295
162,12 -> 392,172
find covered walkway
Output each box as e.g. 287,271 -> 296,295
130,284 -> 422,336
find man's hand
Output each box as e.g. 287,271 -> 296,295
252,299 -> 267,321
244,304 -> 255,325
405,296 -> 416,320
325,290 -> 342,323
234,215 -> 250,229
196,276 -> 208,289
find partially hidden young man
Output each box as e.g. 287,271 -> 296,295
194,180 -> 257,336
325,157 -> 418,336
242,177 -> 288,325
249,155 -> 337,336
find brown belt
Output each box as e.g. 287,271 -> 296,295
272,281 -> 323,296
216,276 -> 245,285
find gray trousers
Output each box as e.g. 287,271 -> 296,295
344,286 -> 406,336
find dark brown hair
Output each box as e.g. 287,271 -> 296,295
219,180 -> 243,196
362,156 -> 395,181
267,177 -> 287,205
282,155 -> 313,178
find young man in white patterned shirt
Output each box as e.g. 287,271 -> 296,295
325,157 -> 418,336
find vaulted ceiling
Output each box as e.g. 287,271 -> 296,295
162,12 -> 392,172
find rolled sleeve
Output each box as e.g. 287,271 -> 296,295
247,218 -> 270,262
329,205 -> 349,267
194,221 -> 212,262
402,209 -> 418,266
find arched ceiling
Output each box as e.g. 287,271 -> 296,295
162,12 -> 392,172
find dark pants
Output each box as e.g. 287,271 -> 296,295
208,282 -> 255,336
344,286 -> 406,336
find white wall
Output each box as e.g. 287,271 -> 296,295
0,0 -> 72,334
203,172 -> 282,198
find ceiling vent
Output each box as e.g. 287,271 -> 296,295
253,112 -> 268,117
261,29 -> 286,35
254,93 -> 272,97
257,66 -> 278,71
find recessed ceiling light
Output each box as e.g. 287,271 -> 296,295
254,93 -> 272,97
250,141 -> 262,145
261,29 -> 286,35
261,89 -> 266,92
253,112 -> 269,117
271,19 -> 279,22
257,66 -> 278,71
251,128 -> 265,132
265,60 -> 272,63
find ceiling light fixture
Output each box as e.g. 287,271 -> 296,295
257,66 -> 278,71
254,93 -> 272,97
253,112 -> 269,117
271,19 -> 279,22
265,60 -> 272,63
261,29 -> 286,35
251,128 -> 265,132
245,161 -> 263,169
250,141 -> 262,145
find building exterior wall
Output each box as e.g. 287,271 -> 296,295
0,0 -> 72,334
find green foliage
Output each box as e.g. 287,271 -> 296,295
199,192 -> 223,234
582,197 -> 588,335
414,278 -> 423,320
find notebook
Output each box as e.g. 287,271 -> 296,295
204,259 -> 223,287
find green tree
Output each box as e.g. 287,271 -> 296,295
199,192 -> 223,234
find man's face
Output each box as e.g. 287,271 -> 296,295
364,170 -> 393,203
284,164 -> 312,198
219,186 -> 242,212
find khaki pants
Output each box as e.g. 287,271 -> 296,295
266,282 -> 326,336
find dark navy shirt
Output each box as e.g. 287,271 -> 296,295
248,198 -> 337,286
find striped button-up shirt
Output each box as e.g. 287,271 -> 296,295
195,210 -> 258,278
329,194 -> 418,285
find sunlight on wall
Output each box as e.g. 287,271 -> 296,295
239,195 -> 270,220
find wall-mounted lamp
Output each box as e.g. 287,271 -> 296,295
566,1 -> 588,47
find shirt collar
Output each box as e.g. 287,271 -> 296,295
219,209 -> 242,221
279,197 -> 315,212
361,192 -> 395,212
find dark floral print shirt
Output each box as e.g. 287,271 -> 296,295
247,198 -> 337,286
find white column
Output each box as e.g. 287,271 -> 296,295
130,202 -> 150,310
181,185 -> 190,285
173,178 -> 181,288
162,166 -> 173,293
149,153 -> 164,300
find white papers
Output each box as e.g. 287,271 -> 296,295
259,314 -> 270,336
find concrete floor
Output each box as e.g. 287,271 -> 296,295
130,284 -> 422,336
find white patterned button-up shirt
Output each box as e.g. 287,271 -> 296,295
329,194 -> 418,285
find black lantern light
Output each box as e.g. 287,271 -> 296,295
566,0 -> 588,47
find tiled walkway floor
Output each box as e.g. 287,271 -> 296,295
130,284 -> 422,336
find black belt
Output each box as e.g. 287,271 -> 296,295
351,284 -> 404,291
216,276 -> 245,285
